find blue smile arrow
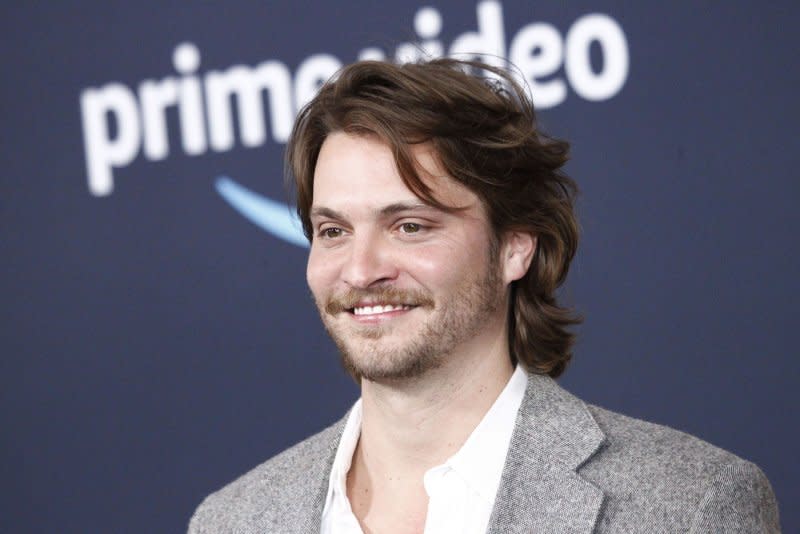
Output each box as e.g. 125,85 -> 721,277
215,176 -> 309,248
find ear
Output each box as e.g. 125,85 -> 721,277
501,231 -> 537,284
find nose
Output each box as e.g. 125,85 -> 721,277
341,231 -> 398,289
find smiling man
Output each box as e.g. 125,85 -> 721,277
309,133 -> 514,387
189,59 -> 780,533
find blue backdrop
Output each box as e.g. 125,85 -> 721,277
2,2 -> 798,532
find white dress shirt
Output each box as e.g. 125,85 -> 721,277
320,365 -> 528,534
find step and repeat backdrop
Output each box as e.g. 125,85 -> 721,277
2,2 -> 798,532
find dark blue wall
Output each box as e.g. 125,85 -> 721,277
2,2 -> 797,532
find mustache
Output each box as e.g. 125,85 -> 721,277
325,287 -> 435,314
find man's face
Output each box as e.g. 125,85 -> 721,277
306,132 -> 508,382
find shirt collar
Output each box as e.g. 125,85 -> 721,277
326,399 -> 362,505
325,365 -> 528,503
443,364 -> 528,500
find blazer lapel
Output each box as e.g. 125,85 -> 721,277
287,429 -> 341,532
254,415 -> 346,533
486,373 -> 606,534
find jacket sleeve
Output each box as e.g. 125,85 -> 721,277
689,459 -> 781,533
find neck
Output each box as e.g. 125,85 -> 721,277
344,315 -> 515,532
357,323 -> 514,477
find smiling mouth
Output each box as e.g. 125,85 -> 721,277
326,288 -> 433,317
351,304 -> 415,316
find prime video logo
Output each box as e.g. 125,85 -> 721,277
79,1 -> 628,248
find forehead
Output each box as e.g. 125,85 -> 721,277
311,132 -> 478,212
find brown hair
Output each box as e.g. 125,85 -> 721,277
287,58 -> 580,377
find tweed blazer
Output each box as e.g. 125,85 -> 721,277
189,374 -> 780,533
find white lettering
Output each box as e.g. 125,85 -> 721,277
173,42 -> 207,155
358,47 -> 386,61
139,78 -> 179,160
80,84 -> 141,196
79,3 -> 631,196
565,14 -> 629,101
449,1 -> 506,72
294,54 -> 342,112
509,23 -> 566,109
415,6 -> 445,59
396,6 -> 445,63
205,61 -> 293,151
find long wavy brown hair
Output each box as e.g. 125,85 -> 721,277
287,58 -> 580,378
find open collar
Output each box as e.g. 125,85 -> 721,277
446,364 -> 528,502
281,372 -> 607,533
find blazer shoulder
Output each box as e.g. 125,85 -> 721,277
188,419 -> 344,533
587,404 -> 737,470
689,456 -> 781,533
583,405 -> 780,532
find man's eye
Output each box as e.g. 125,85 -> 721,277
399,222 -> 422,234
320,227 -> 343,239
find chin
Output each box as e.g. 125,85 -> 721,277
338,342 -> 443,382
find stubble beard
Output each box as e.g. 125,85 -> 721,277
318,251 -> 505,383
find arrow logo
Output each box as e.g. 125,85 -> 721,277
215,176 -> 309,248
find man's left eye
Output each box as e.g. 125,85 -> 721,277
399,222 -> 422,234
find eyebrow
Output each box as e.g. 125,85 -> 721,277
309,202 -> 435,221
378,202 -> 433,216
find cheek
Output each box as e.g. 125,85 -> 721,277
306,248 -> 335,297
406,244 -> 469,289
425,235 -> 493,288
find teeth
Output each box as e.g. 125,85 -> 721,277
353,304 -> 411,316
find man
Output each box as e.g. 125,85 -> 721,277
189,59 -> 780,533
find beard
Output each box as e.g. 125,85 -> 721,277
315,248 -> 505,382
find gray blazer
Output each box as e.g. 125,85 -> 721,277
189,374 -> 780,533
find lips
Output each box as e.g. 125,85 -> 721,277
326,288 -> 434,316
